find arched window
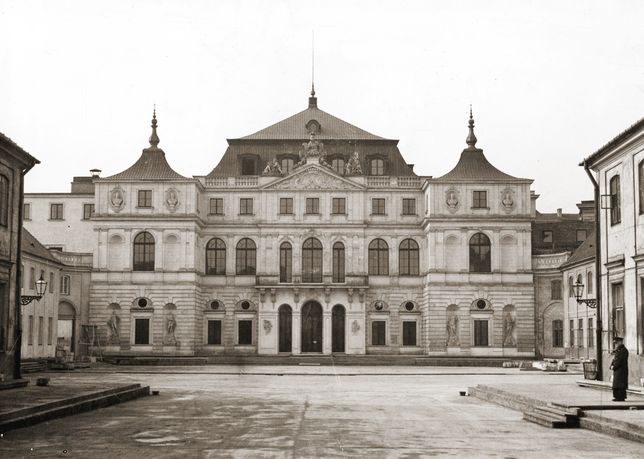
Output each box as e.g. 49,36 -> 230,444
332,242 -> 345,283
0,174 -> 8,227
587,271 -> 593,295
133,231 -> 155,271
469,233 -> 491,273
236,238 -> 256,275
399,239 -> 419,276
302,238 -> 322,282
280,242 -> 292,283
206,238 -> 226,275
610,175 -> 621,225
368,239 -> 389,275
370,158 -> 385,176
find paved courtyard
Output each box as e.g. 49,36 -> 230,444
1,366 -> 642,458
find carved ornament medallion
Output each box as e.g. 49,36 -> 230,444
445,187 -> 460,213
110,187 -> 125,213
165,187 -> 180,212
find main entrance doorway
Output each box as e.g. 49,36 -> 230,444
332,305 -> 345,353
278,304 -> 292,353
301,301 -> 323,353
58,301 -> 76,353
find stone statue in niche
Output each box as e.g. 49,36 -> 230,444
262,158 -> 283,176
345,151 -> 362,175
351,320 -> 361,335
503,311 -> 516,346
501,189 -> 514,209
110,188 -> 124,212
164,312 -> 177,345
165,188 -> 179,212
106,310 -> 121,344
263,319 -> 272,334
446,313 -> 459,346
446,189 -> 459,211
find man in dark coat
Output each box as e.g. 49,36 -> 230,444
610,336 -> 629,401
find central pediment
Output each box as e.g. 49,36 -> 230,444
262,164 -> 365,191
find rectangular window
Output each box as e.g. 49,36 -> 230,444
207,320 -> 222,345
473,320 -> 489,346
305,198 -> 319,214
50,203 -> 64,220
372,198 -> 385,215
281,158 -> 295,174
0,175 -> 7,227
209,198 -> 223,215
49,272 -> 54,294
280,198 -> 294,215
332,198 -> 346,215
23,203 -> 31,221
587,318 -> 594,348
29,267 -> 35,290
238,320 -> 252,345
83,203 -> 95,220
577,318 -> 584,348
28,315 -> 34,345
137,190 -> 152,208
610,175 -> 621,225
402,321 -> 417,346
0,283 -> 5,349
48,317 -> 53,346
239,198 -> 253,215
550,279 -> 562,300
472,191 -> 487,209
542,230 -> 553,243
402,198 -> 416,215
576,229 -> 587,243
241,157 -> 256,175
552,320 -> 563,347
569,319 -> 575,348
280,244 -> 292,283
60,275 -> 70,295
38,316 -> 43,345
371,321 -> 386,346
612,282 -> 625,338
134,318 -> 150,344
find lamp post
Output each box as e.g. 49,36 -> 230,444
21,274 -> 48,305
573,280 -> 597,308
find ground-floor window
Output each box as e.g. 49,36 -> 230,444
552,319 -> 563,347
473,319 -> 488,346
577,318 -> 584,348
372,321 -> 386,346
28,315 -> 34,345
207,320 -> 222,345
238,320 -> 252,345
402,321 -> 417,346
48,317 -> 53,345
569,319 -> 575,348
38,316 -> 43,345
134,318 -> 150,344
587,318 -> 594,348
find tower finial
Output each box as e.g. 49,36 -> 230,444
149,105 -> 160,148
466,105 -> 477,148
311,30 -> 315,97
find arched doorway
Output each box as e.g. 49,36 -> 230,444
301,301 -> 323,353
278,304 -> 292,353
58,301 -> 76,353
332,305 -> 345,353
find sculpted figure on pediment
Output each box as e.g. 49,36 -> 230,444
263,158 -> 283,176
345,151 -> 362,175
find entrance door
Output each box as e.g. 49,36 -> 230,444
279,304 -> 292,353
332,305 -> 345,353
301,301 -> 322,352
58,301 -> 76,353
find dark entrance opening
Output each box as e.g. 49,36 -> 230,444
332,305 -> 345,353
134,318 -> 150,345
301,301 -> 323,353
279,304 -> 292,353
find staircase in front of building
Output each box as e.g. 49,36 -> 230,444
523,404 -> 580,428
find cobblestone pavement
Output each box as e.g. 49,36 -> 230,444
1,367 -> 642,458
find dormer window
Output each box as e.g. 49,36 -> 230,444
280,157 -> 295,174
330,157 -> 345,175
241,156 -> 257,176
370,158 -> 385,176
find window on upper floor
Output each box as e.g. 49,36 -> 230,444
205,238 -> 226,275
610,175 -> 621,225
49,272 -> 54,294
568,276 -> 574,297
236,238 -> 256,275
0,175 -> 8,227
133,231 -> 155,271
576,229 -> 587,243
241,157 -> 257,176
332,198 -> 346,215
137,190 -> 152,208
60,275 -> 70,295
370,158 -> 385,176
332,242 -> 345,283
372,198 -> 385,215
83,203 -> 95,220
402,198 -> 416,215
239,198 -> 253,215
543,230 -> 553,243
331,157 -> 345,175
302,238 -> 323,282
399,239 -> 419,276
209,198 -> 223,215
368,238 -> 389,275
551,279 -> 562,300
23,203 -> 31,221
50,203 -> 64,220
587,271 -> 593,295
472,191 -> 487,209
29,267 -> 35,290
305,198 -> 319,214
280,157 -> 295,174
280,242 -> 292,283
469,233 -> 491,273
639,160 -> 644,214
280,198 -> 293,215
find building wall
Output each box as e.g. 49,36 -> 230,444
562,260 -> 597,361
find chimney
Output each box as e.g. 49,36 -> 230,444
556,208 -> 562,217
90,168 -> 101,178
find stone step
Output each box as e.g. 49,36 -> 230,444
523,410 -> 569,428
534,404 -> 580,421
0,384 -> 150,433
580,413 -> 644,444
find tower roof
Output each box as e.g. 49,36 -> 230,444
105,110 -> 186,180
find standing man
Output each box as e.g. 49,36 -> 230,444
610,336 -> 629,401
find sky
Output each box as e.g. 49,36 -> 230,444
1,0 -> 643,212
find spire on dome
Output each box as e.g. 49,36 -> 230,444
149,106 -> 160,148
466,105 -> 477,149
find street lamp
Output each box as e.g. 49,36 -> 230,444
573,279 -> 597,308
21,274 -> 48,305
